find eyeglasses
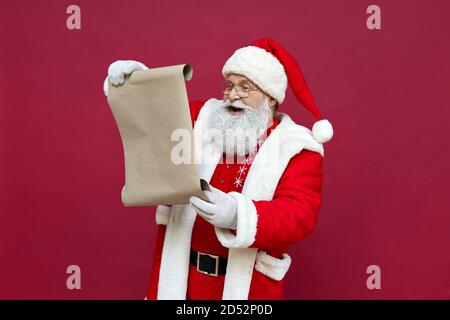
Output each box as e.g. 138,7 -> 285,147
221,80 -> 261,98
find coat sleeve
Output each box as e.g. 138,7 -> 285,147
214,149 -> 324,250
250,149 -> 324,249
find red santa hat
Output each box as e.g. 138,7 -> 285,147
222,38 -> 333,143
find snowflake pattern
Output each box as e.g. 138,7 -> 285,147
228,124 -> 273,190
238,166 -> 247,175
230,153 -> 257,189
234,177 -> 243,188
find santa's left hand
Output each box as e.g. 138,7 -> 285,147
189,185 -> 237,230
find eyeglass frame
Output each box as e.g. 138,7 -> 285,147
221,79 -> 262,99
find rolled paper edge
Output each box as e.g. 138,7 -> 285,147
121,185 -> 129,207
183,64 -> 193,81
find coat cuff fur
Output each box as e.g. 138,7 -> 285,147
215,192 -> 257,248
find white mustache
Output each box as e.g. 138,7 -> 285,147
223,99 -> 252,110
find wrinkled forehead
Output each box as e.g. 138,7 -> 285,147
225,73 -> 253,85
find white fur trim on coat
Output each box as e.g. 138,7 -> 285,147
155,205 -> 171,225
222,46 -> 288,104
157,205 -> 197,300
222,247 -> 258,300
215,192 -> 257,248
255,251 -> 292,281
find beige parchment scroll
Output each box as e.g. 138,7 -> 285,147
107,64 -> 209,206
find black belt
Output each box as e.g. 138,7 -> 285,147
190,249 -> 228,277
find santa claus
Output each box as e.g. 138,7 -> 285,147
103,38 -> 333,300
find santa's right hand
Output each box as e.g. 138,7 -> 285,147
103,60 -> 148,96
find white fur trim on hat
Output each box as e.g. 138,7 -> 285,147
222,46 -> 288,104
312,119 -> 333,144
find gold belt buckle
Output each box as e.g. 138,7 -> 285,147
197,251 -> 219,277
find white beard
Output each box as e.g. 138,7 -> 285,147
206,97 -> 272,158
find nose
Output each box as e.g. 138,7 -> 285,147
228,86 -> 241,101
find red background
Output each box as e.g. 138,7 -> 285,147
1,0 -> 449,299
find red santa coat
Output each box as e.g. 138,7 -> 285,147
147,98 -> 325,300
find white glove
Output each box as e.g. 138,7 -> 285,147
103,60 -> 148,96
189,185 -> 237,230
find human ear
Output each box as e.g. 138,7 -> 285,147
269,98 -> 277,108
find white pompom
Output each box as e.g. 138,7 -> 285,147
312,119 -> 333,143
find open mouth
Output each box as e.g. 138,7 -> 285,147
227,105 -> 245,114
